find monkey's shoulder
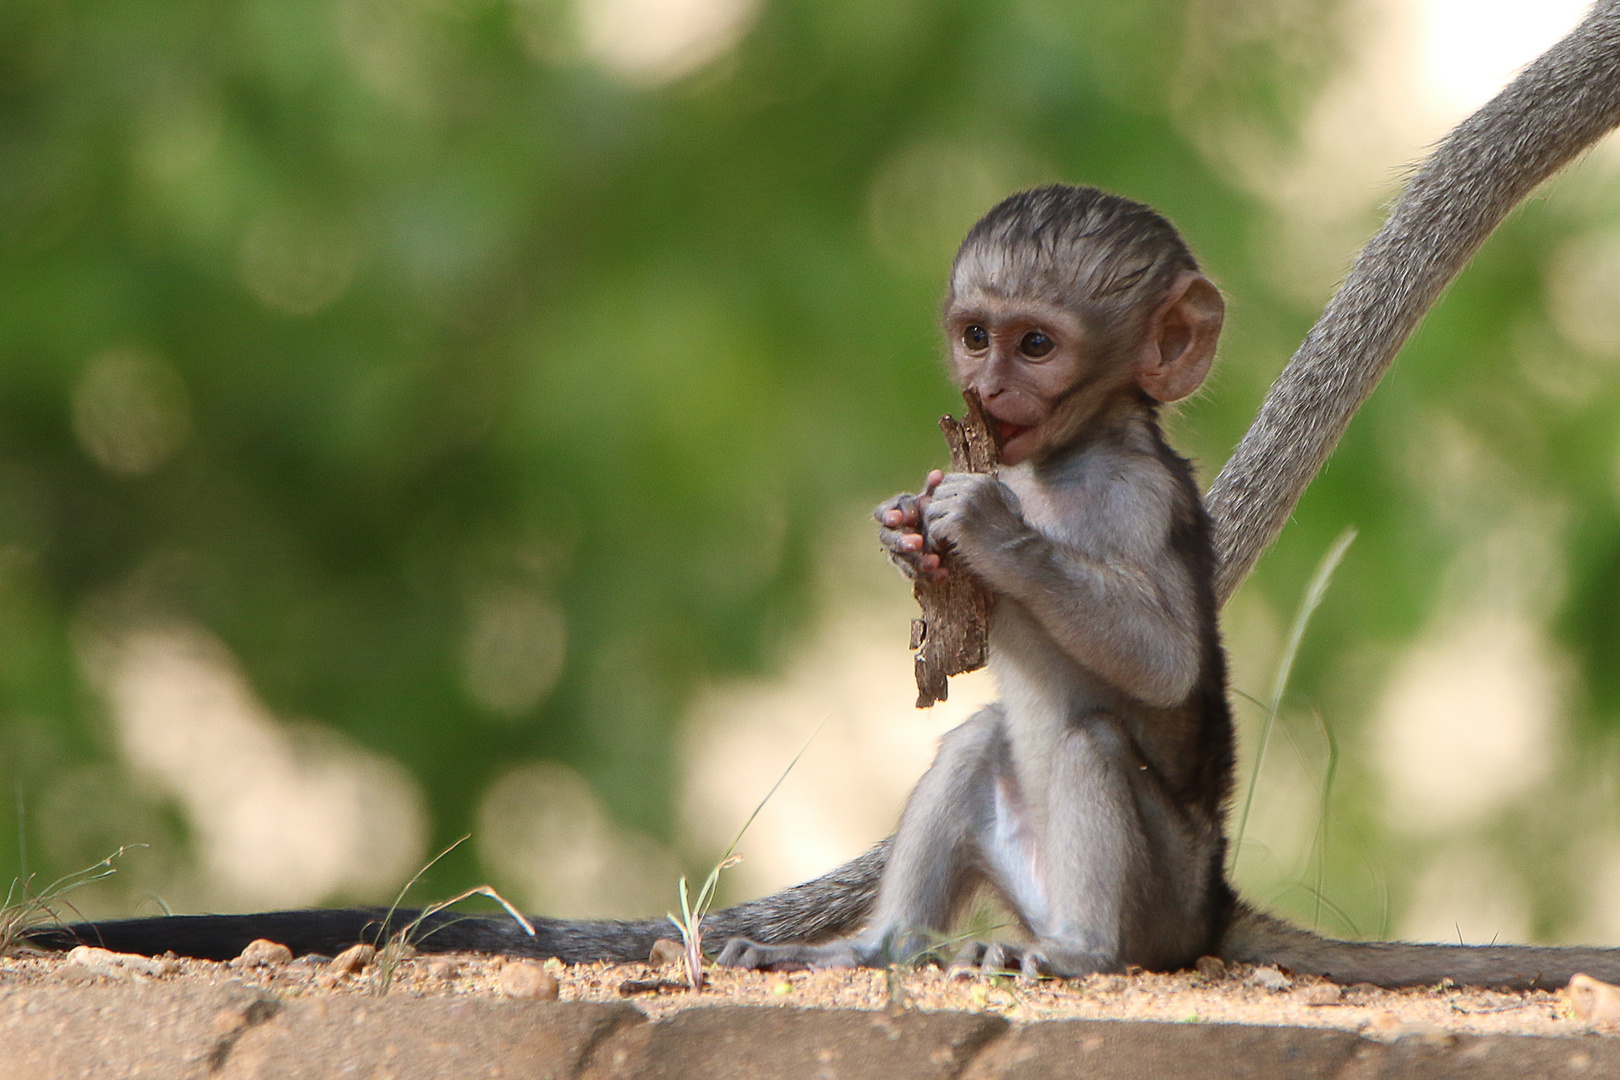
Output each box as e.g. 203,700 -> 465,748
1018,435 -> 1202,559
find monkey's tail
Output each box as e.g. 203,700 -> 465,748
1219,902 -> 1620,991
22,840 -> 888,962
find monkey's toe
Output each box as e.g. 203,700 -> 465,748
944,940 -> 1018,978
943,939 -> 1113,981
716,937 -> 851,972
1028,943 -> 1114,980
716,937 -> 787,970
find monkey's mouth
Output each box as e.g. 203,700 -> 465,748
998,421 -> 1032,447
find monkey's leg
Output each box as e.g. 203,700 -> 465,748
716,708 -> 1002,971
972,716 -> 1146,980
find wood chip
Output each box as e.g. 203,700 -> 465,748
911,388 -> 1001,708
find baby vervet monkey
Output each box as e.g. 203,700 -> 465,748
33,0 -> 1620,985
718,185 -> 1237,977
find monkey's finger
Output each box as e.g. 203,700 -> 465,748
877,525 -> 925,556
875,494 -> 922,528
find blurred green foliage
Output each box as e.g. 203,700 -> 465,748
4,0 -> 1620,939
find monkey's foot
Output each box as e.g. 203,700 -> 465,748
714,937 -> 860,972
947,940 -> 1114,982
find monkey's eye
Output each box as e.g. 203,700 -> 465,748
961,325 -> 989,351
1020,331 -> 1054,358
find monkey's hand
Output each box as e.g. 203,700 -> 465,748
920,472 -> 1024,570
875,469 -> 949,582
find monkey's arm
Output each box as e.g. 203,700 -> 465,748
924,470 -> 1199,708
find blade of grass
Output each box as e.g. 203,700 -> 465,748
1232,526 -> 1356,871
668,714 -> 828,989
0,844 -> 145,954
370,837 -> 535,995
1309,707 -> 1341,931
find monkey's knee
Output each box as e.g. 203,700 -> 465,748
934,705 -> 1005,759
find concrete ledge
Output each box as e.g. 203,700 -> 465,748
2,983 -> 1615,1079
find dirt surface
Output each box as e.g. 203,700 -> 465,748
1,945 -> 1606,1041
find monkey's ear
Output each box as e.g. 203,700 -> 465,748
1136,273 -> 1224,403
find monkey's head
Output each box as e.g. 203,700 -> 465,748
945,185 -> 1224,465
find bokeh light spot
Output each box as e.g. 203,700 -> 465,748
461,590 -> 567,718
72,349 -> 192,477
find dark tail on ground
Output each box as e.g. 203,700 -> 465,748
1221,905 -> 1620,992
24,842 -> 889,965
25,842 -> 1620,990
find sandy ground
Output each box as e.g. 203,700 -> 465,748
2,945 -> 1608,1042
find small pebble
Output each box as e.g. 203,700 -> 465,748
1246,965 -> 1292,992
1567,973 -> 1620,1028
498,960 -> 560,1000
1194,956 -> 1226,981
1298,982 -> 1342,1006
232,939 -> 293,969
324,943 -> 376,977
648,938 -> 685,968
65,945 -> 166,979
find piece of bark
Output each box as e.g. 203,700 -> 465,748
911,388 -> 1002,707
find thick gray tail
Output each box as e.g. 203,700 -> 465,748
24,839 -> 887,962
1220,903 -> 1620,991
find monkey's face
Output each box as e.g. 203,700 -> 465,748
945,291 -> 1117,466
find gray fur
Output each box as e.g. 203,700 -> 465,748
718,196 -> 1233,977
